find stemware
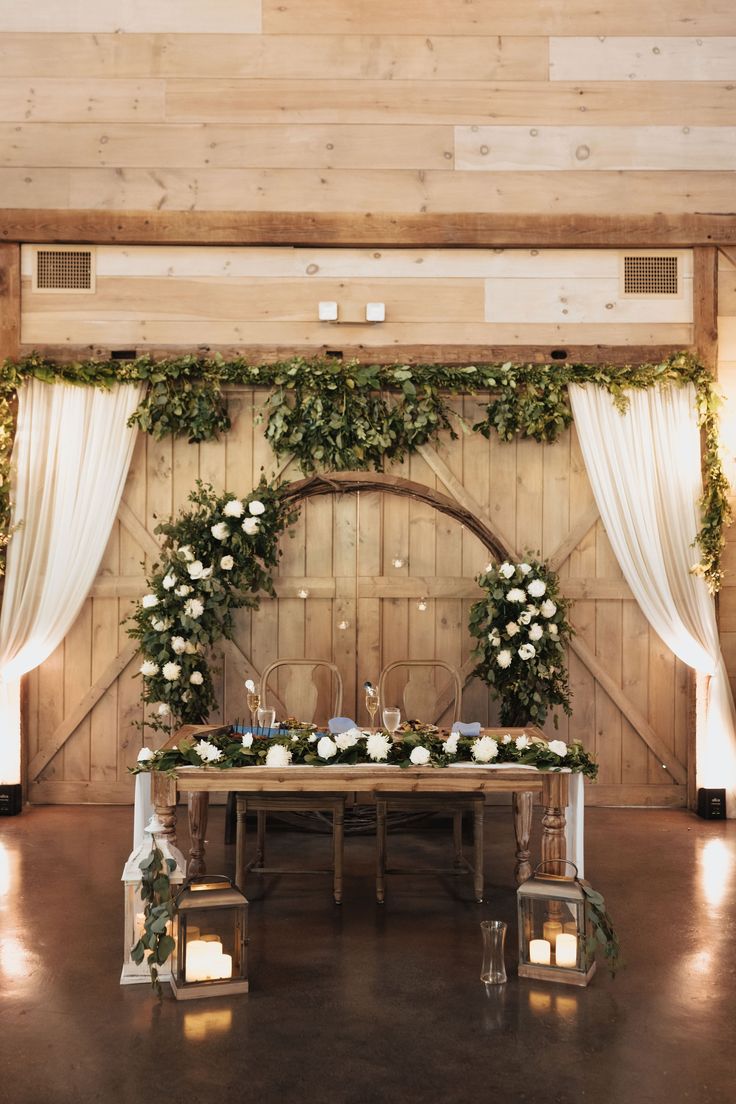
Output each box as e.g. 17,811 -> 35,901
246,687 -> 261,729
256,706 -> 276,732
365,686 -> 379,729
382,706 -> 401,735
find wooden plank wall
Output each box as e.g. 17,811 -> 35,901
19,245 -> 693,350
25,397 -> 689,807
0,6 -> 733,216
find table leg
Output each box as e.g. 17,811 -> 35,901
512,791 -> 533,885
152,772 -> 178,848
376,798 -> 387,905
333,802 -> 344,906
188,790 -> 209,877
235,796 -> 247,891
541,774 -> 569,876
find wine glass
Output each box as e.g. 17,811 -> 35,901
382,706 -> 401,736
246,686 -> 260,730
256,706 -> 276,732
365,685 -> 379,729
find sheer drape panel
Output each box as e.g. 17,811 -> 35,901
0,379 -> 144,784
569,383 -> 736,815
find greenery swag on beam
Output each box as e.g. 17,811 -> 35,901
0,351 -> 730,591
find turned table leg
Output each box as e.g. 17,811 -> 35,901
188,790 -> 210,877
512,791 -> 534,885
152,772 -> 178,849
541,773 -> 569,875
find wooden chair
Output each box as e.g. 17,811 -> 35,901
373,660 -> 486,904
234,659 -> 346,904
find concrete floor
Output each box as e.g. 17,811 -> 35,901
0,805 -> 734,1104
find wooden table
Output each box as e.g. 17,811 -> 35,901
151,732 -> 571,888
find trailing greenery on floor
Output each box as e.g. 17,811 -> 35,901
0,351 -> 730,589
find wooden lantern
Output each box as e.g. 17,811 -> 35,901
171,876 -> 249,1000
120,816 -> 186,986
517,860 -> 596,988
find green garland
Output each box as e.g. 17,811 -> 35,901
0,351 -> 730,590
130,841 -> 177,992
469,557 -> 574,728
131,723 -> 599,780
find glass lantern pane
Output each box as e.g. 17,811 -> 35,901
521,896 -> 585,969
180,906 -> 242,982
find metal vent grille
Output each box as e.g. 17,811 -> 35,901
623,254 -> 678,296
34,248 -> 94,292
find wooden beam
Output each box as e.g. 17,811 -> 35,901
416,444 -> 519,560
569,635 -> 687,784
0,242 -> 20,360
562,579 -> 632,601
719,246 -> 736,271
117,498 -> 162,563
16,342 -> 689,369
28,640 -> 139,781
548,502 -> 600,573
2,210 -> 736,247
693,245 -> 719,372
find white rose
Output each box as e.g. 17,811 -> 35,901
157,703 -> 170,718
518,563 -> 532,575
241,733 -> 254,749
541,599 -> 557,618
220,555 -> 234,571
178,545 -> 195,562
519,611 -> 532,626
266,744 -> 292,768
200,566 -> 213,579
181,690 -> 191,703
141,594 -> 159,609
483,562 -> 494,574
139,660 -> 159,678
547,739 -> 568,758
506,588 -> 526,603
488,629 -> 501,647
248,500 -> 266,516
501,733 -> 513,744
184,598 -> 204,620
505,621 -> 519,637
171,636 -> 187,655
175,584 -> 192,597
195,738 -> 222,764
241,517 -> 260,536
529,623 -> 543,642
366,732 -> 391,761
471,736 -> 499,763
498,562 -> 515,579
410,745 -> 431,766
162,572 -> 177,590
187,560 -> 204,579
549,624 -> 559,637
189,671 -> 204,686
497,649 -> 512,669
151,618 -> 171,632
317,736 -> 337,760
223,498 -> 245,518
185,641 -> 198,654
335,728 -> 361,751
308,733 -> 317,744
244,679 -> 256,692
515,735 -> 531,750
444,732 -> 459,756
162,661 -> 181,681
137,746 -> 155,762
527,578 -> 547,598
518,643 -> 536,661
526,605 -> 539,616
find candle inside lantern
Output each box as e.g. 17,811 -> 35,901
135,912 -> 146,939
542,920 -> 563,947
563,921 -> 578,935
555,933 -> 578,968
529,939 -> 551,965
185,937 -> 233,982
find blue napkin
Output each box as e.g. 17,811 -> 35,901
328,717 -> 358,734
451,721 -> 481,736
233,724 -> 282,739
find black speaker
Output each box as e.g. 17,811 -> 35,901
0,784 -> 22,816
697,788 -> 727,820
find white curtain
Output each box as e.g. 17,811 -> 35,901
570,382 -> 736,816
0,379 -> 143,784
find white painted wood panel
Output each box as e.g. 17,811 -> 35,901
550,37 -> 736,81
455,126 -> 736,171
0,0 -> 262,34
485,278 -> 693,324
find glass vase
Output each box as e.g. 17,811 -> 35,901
480,920 -> 508,985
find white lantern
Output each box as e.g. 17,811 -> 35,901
120,816 -> 186,985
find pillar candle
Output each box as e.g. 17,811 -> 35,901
563,921 -> 578,935
542,920 -> 563,947
555,933 -> 578,968
529,939 -> 551,965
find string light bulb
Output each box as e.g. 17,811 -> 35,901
417,597 -> 428,612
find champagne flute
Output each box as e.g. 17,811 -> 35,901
382,706 -> 401,736
364,684 -> 379,729
245,682 -> 260,730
